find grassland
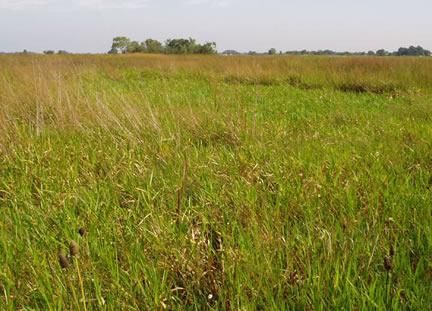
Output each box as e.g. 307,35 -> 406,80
0,54 -> 431,310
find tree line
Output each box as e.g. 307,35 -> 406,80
222,45 -> 431,57
6,43 -> 430,57
281,46 -> 431,56
108,36 -> 217,55
246,45 -> 432,56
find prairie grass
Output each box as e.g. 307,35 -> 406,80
0,54 -> 431,309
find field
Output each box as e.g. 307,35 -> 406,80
0,54 -> 431,309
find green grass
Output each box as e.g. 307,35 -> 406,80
0,55 -> 431,309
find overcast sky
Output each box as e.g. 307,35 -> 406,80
0,0 -> 431,53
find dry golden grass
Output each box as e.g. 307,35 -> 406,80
1,54 -> 430,145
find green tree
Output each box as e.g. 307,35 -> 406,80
166,38 -> 193,54
108,48 -> 118,54
222,50 -> 240,55
109,36 -> 217,55
268,48 -> 277,55
165,38 -> 216,54
376,49 -> 388,56
396,46 -> 431,56
145,39 -> 164,53
194,42 -> 217,54
111,36 -> 131,54
127,41 -> 143,53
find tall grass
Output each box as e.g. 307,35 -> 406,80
0,54 -> 431,309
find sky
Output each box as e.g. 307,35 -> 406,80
0,0 -> 431,53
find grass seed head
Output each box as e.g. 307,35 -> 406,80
69,240 -> 79,257
389,245 -> 395,257
58,253 -> 70,269
384,255 -> 393,272
78,227 -> 86,237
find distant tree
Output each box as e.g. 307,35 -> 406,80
325,50 -> 337,55
108,36 -> 216,55
412,45 -> 429,56
144,39 -> 164,53
127,41 -> 143,53
408,46 -> 418,56
165,38 -> 216,54
166,38 -> 195,54
43,50 -> 55,55
397,47 -> 409,56
376,49 -> 388,56
165,38 -> 186,54
243,46 -> 431,57
111,36 -> 131,54
268,48 -> 277,55
395,45 -> 430,56
194,42 -> 217,54
108,47 -> 118,54
222,50 -> 240,55
248,51 -> 257,55
139,42 -> 147,52
57,50 -> 69,55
